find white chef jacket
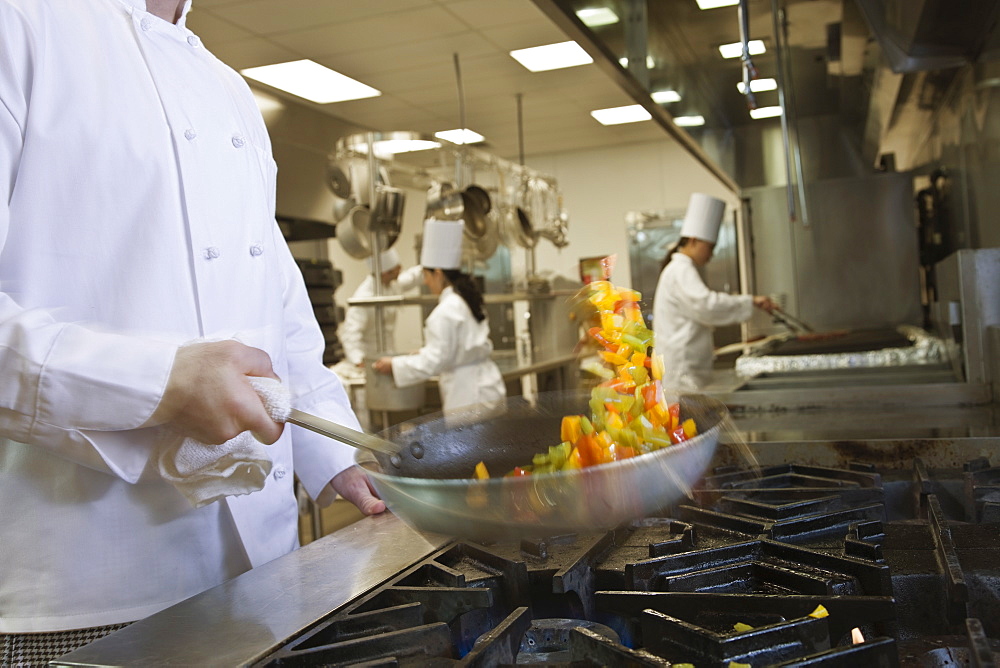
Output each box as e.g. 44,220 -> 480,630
0,0 -> 358,632
390,287 -> 506,414
652,253 -> 753,390
339,265 -> 423,365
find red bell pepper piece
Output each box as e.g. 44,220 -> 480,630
575,434 -> 601,467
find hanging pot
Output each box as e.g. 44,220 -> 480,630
371,186 -> 405,236
425,187 -> 465,221
332,196 -> 356,224
474,208 -> 501,260
340,157 -> 391,206
325,156 -> 353,199
459,188 -> 489,240
336,205 -> 373,259
425,186 -> 484,239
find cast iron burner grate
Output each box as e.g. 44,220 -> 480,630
255,457 -> 1000,667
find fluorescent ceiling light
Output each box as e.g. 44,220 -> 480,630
652,89 -> 681,103
737,78 -> 778,93
370,139 -> 441,154
241,59 -> 380,104
590,104 -> 652,125
718,40 -> 766,59
696,0 -> 739,8
618,56 -> 656,69
749,105 -> 783,119
674,115 -> 706,127
510,41 -> 593,72
576,7 -> 618,27
435,129 -> 485,145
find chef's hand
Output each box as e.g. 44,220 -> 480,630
753,295 -> 778,314
145,340 -> 284,446
372,356 -> 393,374
331,466 -> 386,515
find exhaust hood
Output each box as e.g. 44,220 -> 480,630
855,0 -> 1000,73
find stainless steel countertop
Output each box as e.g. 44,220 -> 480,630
52,513 -> 450,667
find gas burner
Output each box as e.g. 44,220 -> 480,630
254,457 -> 1000,667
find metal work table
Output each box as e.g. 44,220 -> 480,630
53,513 -> 451,668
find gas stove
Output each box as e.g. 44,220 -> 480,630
254,448 -> 1000,667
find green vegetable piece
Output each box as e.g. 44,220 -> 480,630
580,415 -> 594,435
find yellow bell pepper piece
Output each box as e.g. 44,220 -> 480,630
808,604 -> 829,618
682,418 -> 698,439
474,461 -> 490,480
650,352 -> 665,380
733,622 -> 754,632
606,412 -> 624,432
630,351 -> 647,369
563,447 -> 583,470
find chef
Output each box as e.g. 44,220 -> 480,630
0,0 -> 382,661
653,193 -> 777,390
372,219 -> 506,415
338,248 -> 423,368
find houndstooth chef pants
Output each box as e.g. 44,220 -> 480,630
1,623 -> 131,667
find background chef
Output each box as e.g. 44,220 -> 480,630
372,219 -> 506,415
338,248 -> 422,369
653,193 -> 777,390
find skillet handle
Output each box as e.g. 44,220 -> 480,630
287,409 -> 402,457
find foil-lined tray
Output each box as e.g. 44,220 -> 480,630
735,325 -> 950,378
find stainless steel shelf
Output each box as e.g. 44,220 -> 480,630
347,289 -> 579,307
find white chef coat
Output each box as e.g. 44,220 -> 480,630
390,287 -> 506,414
339,265 -> 423,365
652,253 -> 753,390
0,0 -> 358,632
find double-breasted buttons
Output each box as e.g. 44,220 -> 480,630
203,247 -> 220,260
249,244 -> 264,257
232,134 -> 246,149
184,129 -> 197,141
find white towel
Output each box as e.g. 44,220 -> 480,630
157,378 -> 293,508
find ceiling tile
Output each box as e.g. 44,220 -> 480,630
187,9 -> 255,45
268,7 -> 469,56
441,0 -> 551,28
206,37 -> 300,71
206,0 -> 436,36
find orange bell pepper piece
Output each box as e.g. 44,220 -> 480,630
560,415 -> 583,444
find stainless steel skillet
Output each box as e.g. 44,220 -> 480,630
354,390 -> 727,542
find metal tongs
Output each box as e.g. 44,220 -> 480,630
771,306 -> 814,333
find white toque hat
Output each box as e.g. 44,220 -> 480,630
368,247 -> 400,272
680,193 -> 726,244
420,218 -> 464,270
